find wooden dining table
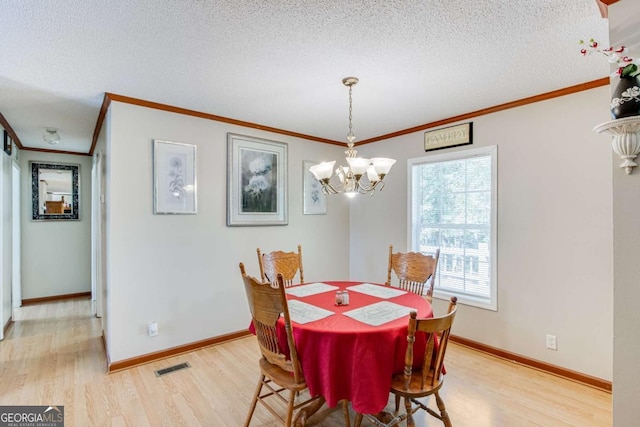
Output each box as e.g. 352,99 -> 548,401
275,281 -> 433,417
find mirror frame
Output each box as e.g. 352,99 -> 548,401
31,162 -> 80,221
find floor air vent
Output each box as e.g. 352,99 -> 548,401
154,362 -> 191,377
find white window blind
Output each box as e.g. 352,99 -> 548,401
409,146 -> 497,310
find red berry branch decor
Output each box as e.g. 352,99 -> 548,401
581,39 -> 640,119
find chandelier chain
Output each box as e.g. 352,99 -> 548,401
348,84 -> 354,141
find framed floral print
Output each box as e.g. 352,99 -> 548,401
227,133 -> 288,226
153,140 -> 197,214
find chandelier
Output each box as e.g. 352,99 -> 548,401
309,77 -> 395,197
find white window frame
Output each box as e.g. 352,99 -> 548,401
407,145 -> 497,311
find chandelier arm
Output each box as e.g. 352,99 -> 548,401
321,179 -> 346,195
323,183 -> 338,195
355,179 -> 378,192
318,173 -> 388,197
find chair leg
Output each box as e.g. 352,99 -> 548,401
434,391 -> 452,427
354,412 -> 363,427
405,397 -> 415,427
394,394 -> 401,412
244,374 -> 264,427
285,389 -> 296,427
342,400 -> 351,426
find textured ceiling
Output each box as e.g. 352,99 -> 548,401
0,1 -> 609,154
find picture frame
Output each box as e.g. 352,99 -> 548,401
227,133 -> 288,226
303,160 -> 327,215
424,122 -> 473,152
153,139 -> 197,214
4,130 -> 12,155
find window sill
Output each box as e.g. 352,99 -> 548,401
433,289 -> 497,311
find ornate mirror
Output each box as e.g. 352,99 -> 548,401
31,162 -> 80,220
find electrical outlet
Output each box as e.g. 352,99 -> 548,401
546,334 -> 557,350
148,321 -> 159,337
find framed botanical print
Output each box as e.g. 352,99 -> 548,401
227,133 -> 288,226
153,140 -> 197,214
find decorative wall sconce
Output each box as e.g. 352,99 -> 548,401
594,116 -> 640,174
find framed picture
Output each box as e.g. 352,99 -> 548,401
153,140 -> 197,214
303,160 -> 326,215
3,130 -> 12,155
424,122 -> 473,152
227,133 -> 288,226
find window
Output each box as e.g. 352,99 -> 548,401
408,146 -> 497,310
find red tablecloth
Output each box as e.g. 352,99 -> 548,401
278,281 -> 433,414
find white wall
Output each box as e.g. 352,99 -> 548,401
105,101 -> 350,363
19,151 -> 92,299
0,125 -> 15,333
609,1 -> 640,425
95,111 -> 109,359
350,86 -> 613,381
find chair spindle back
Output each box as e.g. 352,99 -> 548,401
405,297 -> 457,390
387,245 -> 440,300
240,263 -> 303,384
257,244 -> 304,287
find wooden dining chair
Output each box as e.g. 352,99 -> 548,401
240,263 -> 322,427
386,245 -> 440,302
354,297 -> 458,427
257,244 -> 304,287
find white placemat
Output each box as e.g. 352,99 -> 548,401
285,282 -> 339,297
342,301 -> 415,326
287,300 -> 335,324
346,283 -> 407,299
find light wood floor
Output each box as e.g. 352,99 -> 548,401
0,299 -> 611,426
